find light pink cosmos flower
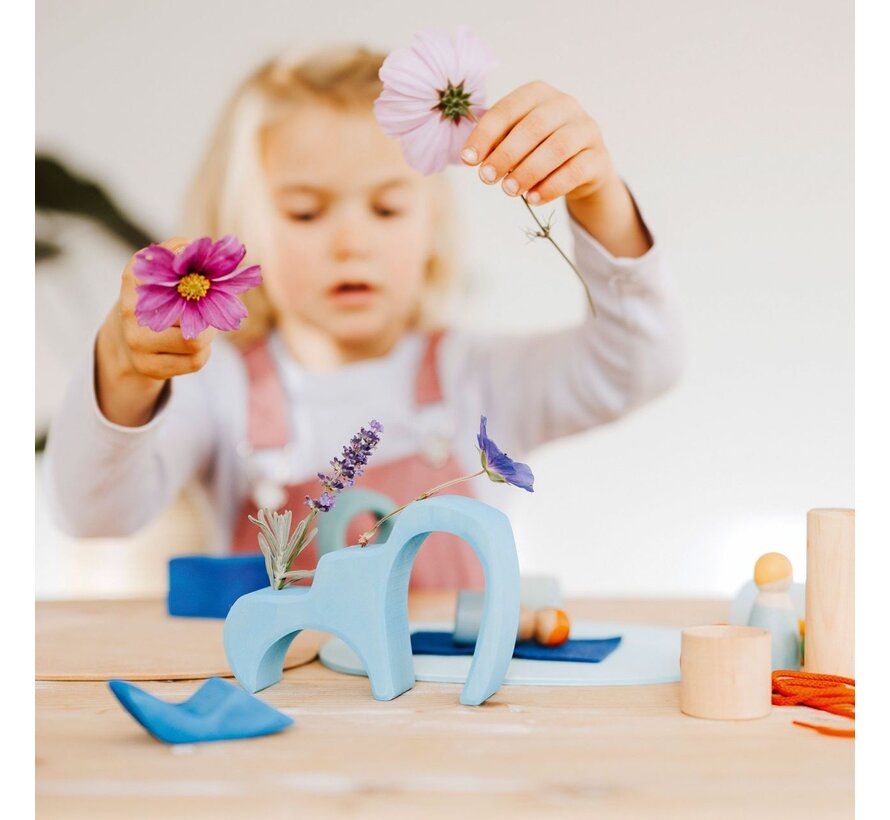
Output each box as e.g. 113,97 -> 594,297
133,235 -> 262,339
374,27 -> 497,175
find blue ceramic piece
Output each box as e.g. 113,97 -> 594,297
225,495 -> 521,706
168,555 -> 269,618
315,488 -> 398,557
108,677 -> 293,744
411,631 -> 622,663
749,603 -> 801,670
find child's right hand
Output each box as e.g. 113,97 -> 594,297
95,238 -> 218,427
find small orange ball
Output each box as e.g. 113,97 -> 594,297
534,608 -> 571,646
518,606 -> 536,642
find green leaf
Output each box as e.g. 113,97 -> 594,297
256,532 -> 275,588
285,514 -> 310,557
281,570 -> 315,580
35,154 -> 155,251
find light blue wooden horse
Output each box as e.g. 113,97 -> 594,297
313,488 -> 397,558
224,494 -> 520,706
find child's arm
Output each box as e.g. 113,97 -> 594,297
445,83 -> 682,453
43,240 -> 223,537
444,211 -> 681,455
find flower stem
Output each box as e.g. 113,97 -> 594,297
357,469 -> 486,546
463,109 -> 596,317
520,195 -> 598,317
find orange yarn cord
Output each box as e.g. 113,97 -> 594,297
771,671 -> 855,738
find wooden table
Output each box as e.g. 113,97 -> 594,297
36,594 -> 853,818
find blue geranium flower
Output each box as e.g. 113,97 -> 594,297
476,416 -> 534,492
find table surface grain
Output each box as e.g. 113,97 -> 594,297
35,593 -> 854,819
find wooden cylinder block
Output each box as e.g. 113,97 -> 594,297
680,625 -> 772,720
804,508 -> 855,677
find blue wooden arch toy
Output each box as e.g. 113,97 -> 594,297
224,494 -> 520,706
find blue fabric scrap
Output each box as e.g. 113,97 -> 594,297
108,677 -> 293,744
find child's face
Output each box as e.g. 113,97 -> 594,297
260,105 -> 437,356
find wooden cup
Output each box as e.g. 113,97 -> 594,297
680,625 -> 772,720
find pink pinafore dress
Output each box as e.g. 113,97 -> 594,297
229,332 -> 485,590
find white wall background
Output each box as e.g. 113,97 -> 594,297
35,0 -> 853,598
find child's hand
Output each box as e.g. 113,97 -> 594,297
95,238 -> 217,426
460,81 -> 651,258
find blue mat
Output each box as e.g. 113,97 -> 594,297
410,631 -> 622,663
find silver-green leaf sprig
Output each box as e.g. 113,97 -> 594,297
249,508 -> 318,590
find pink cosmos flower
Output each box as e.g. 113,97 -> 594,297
374,27 -> 497,175
133,235 -> 262,339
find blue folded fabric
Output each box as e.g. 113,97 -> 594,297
410,631 -> 622,663
168,555 -> 269,618
108,677 -> 293,744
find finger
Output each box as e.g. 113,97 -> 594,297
129,347 -> 212,381
161,236 -> 191,253
459,81 -> 556,168
526,149 -> 608,206
473,99 -> 573,188
500,122 -> 595,198
124,322 -> 217,355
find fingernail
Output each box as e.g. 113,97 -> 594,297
527,191 -> 541,204
461,147 -> 478,164
480,164 -> 497,183
502,178 -> 519,196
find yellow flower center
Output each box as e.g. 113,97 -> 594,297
177,273 -> 211,301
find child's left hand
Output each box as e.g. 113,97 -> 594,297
460,81 -> 652,257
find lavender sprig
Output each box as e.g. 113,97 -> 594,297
306,421 -> 383,512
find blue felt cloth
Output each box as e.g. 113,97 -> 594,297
410,631 -> 622,663
108,677 -> 293,744
168,555 -> 268,618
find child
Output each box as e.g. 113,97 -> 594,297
44,44 -> 683,590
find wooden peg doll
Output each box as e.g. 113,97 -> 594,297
747,552 -> 801,671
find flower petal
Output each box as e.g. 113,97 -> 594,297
179,301 -> 209,339
379,46 -> 442,98
211,264 -> 262,291
173,237 -> 214,277
132,245 -> 179,285
398,115 -> 454,175
447,116 -> 477,166
453,25 -> 498,90
411,29 -> 461,87
136,293 -> 184,333
135,284 -> 183,312
373,91 -> 439,138
204,234 -> 247,278
196,289 -> 248,331
507,461 -> 535,492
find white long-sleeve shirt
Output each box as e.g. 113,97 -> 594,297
44,212 -> 684,549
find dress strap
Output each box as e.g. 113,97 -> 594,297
414,330 -> 447,405
240,338 -> 290,449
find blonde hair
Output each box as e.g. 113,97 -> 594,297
182,45 -> 460,346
